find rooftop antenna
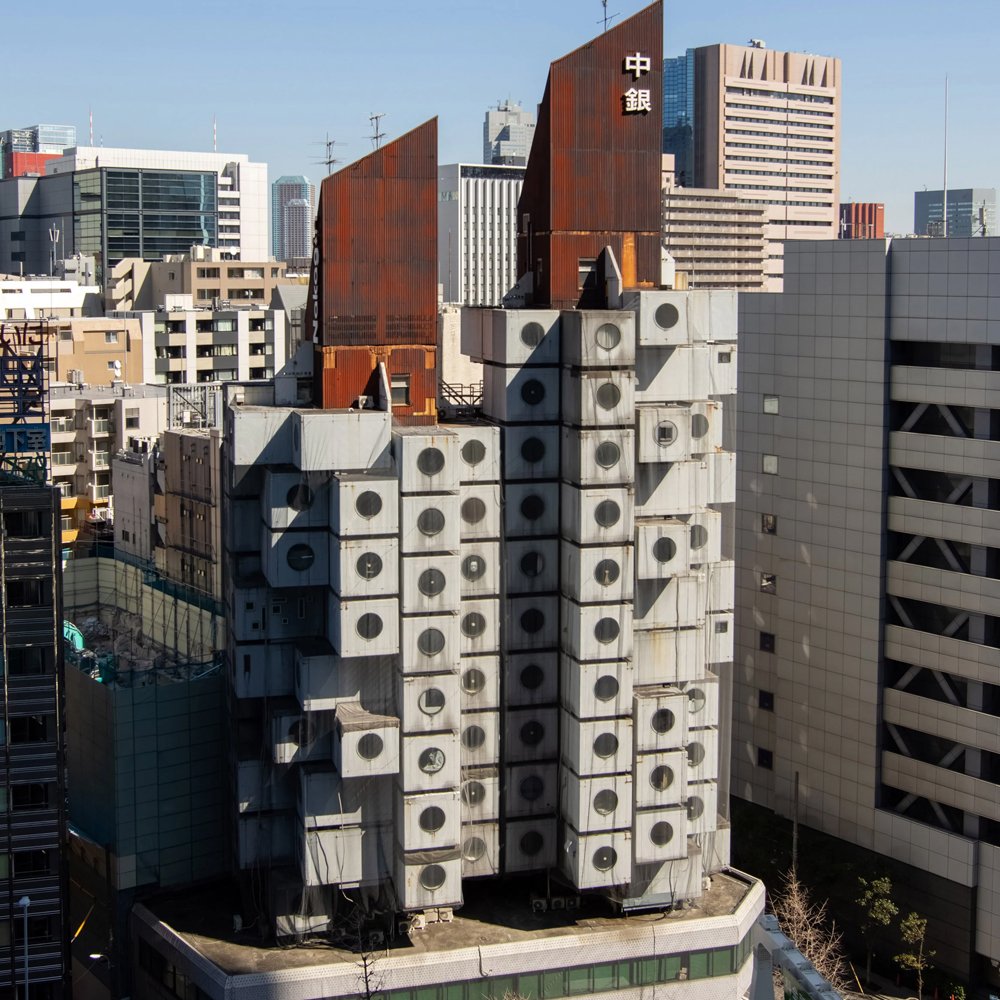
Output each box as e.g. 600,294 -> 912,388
942,75 -> 949,238
213,113 -> 218,153
598,0 -> 619,31
369,113 -> 387,150
89,108 -> 93,146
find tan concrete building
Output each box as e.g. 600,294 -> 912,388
52,316 -> 146,385
690,43 -> 841,283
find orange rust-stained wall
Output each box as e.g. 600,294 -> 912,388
307,119 -> 439,422
517,1 -> 663,308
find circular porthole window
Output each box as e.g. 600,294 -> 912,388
417,447 -> 445,476
690,524 -> 708,550
595,441 -> 621,469
357,733 -> 384,760
462,554 -> 486,581
594,499 -> 620,528
521,608 -> 545,634
688,796 -> 704,821
418,688 -> 446,716
650,821 -> 674,846
356,612 -> 383,640
462,725 -> 486,750
521,321 -> 544,348
691,413 -> 709,439
651,709 -> 675,734
356,552 -> 383,579
654,421 -> 678,447
418,568 -> 446,597
595,382 -> 621,410
653,537 -> 677,563
520,379 -> 546,406
520,721 -> 545,746
462,612 -> 486,638
286,544 -> 315,572
593,733 -> 619,759
594,618 -> 620,644
593,846 -> 617,871
650,765 -> 674,791
594,559 -> 620,586
286,484 -> 314,511
595,323 -> 621,351
688,688 -> 707,714
418,747 -> 446,774
463,836 -> 487,862
419,864 -> 447,890
594,675 -> 619,701
593,789 -> 618,815
520,775 -> 544,801
355,490 -> 383,519
417,507 -> 445,536
461,668 -> 486,694
520,663 -> 544,690
520,831 -> 544,856
655,303 -> 680,329
461,497 -> 486,524
461,439 -> 486,466
521,494 -> 545,520
688,742 -> 706,766
462,781 -> 485,806
521,437 -> 545,464
419,806 -> 446,833
417,628 -> 445,656
520,551 -> 545,578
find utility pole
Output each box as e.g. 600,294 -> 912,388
942,75 -> 949,237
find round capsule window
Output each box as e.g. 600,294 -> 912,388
520,720 -> 545,746
653,537 -> 677,563
520,379 -> 546,406
594,618 -> 620,644
286,484 -> 314,511
650,821 -> 674,846
593,846 -> 617,871
357,733 -> 384,760
462,725 -> 486,750
595,382 -> 621,410
593,733 -> 619,759
461,439 -> 486,466
417,507 -> 445,536
520,494 -> 545,521
417,447 -> 445,476
595,323 -> 621,351
594,499 -> 621,528
521,437 -> 545,464
651,709 -> 675,734
690,523 -> 708,550
418,568 -> 446,597
687,796 -> 704,820
594,559 -> 620,586
356,552 -> 383,579
594,675 -> 620,702
355,490 -> 383,519
520,551 -> 545,578
461,668 -> 486,694
593,789 -> 618,815
650,765 -> 674,791
462,836 -> 487,862
462,554 -> 487,581
654,421 -> 678,447
286,544 -> 315,572
461,497 -> 486,524
520,608 -> 545,634
419,864 -> 447,890
418,747 -> 446,774
462,612 -> 486,638
418,688 -> 446,716
520,830 -> 544,856
356,612 -> 383,640
461,780 -> 485,806
520,663 -> 544,690
688,687 -> 707,714
655,303 -> 680,329
419,806 -> 446,833
691,413 -> 710,439
521,321 -> 545,348
688,742 -> 706,766
520,775 -> 544,801
595,441 -> 621,469
417,627 -> 445,656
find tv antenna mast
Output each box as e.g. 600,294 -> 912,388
315,133 -> 344,172
598,0 -> 619,31
369,113 -> 387,150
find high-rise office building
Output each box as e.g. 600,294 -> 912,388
483,100 -> 535,166
662,50 -> 695,185
0,124 -> 76,178
271,175 -> 315,260
914,188 -> 997,237
735,236 -> 1000,984
438,163 -> 523,306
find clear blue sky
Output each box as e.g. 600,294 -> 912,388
3,0 -> 998,233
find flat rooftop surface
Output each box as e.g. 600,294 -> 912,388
144,869 -> 755,976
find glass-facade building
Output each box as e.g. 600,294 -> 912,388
73,167 -> 217,269
914,187 -> 997,238
662,50 -> 695,185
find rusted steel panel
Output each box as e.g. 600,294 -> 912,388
518,2 -> 663,309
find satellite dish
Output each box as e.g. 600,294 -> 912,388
112,360 -> 122,375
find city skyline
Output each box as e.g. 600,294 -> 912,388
4,0 -> 998,235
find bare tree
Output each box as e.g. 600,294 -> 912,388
771,868 -> 849,993
895,911 -> 934,1000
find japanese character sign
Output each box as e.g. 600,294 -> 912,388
622,52 -> 652,115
